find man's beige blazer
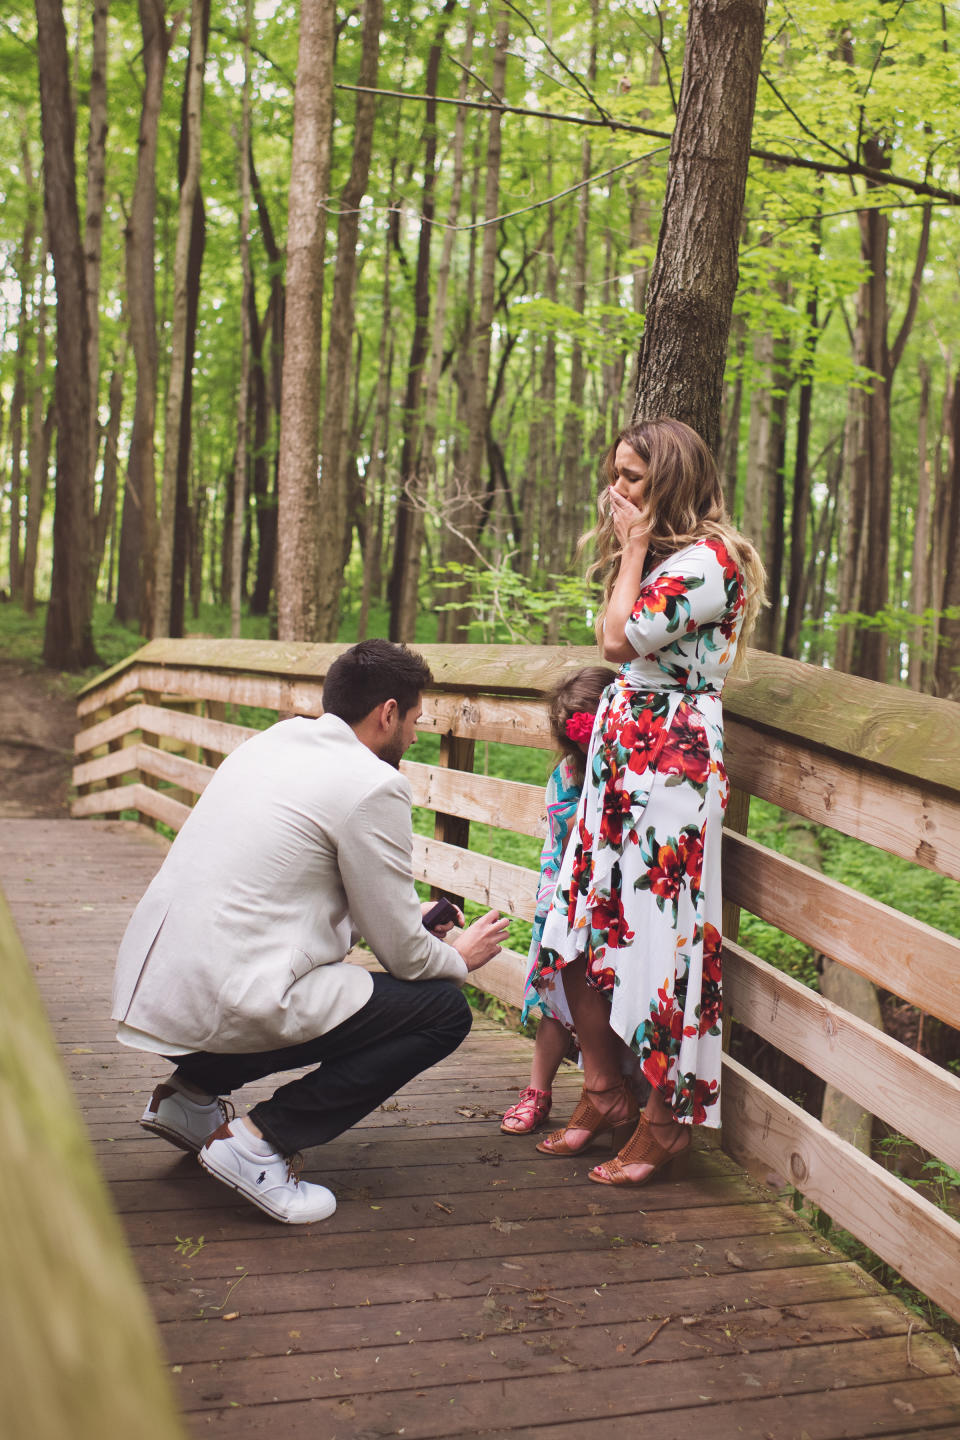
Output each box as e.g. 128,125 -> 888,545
112,713 -> 467,1053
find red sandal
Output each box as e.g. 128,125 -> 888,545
500,1086 -> 552,1134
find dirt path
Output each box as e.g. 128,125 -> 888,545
0,660 -> 79,818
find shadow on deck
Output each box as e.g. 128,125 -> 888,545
4,816 -> 960,1440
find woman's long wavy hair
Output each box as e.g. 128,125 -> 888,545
582,418 -> 765,672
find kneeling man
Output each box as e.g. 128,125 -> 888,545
112,640 -> 509,1223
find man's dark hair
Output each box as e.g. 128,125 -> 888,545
322,639 -> 433,724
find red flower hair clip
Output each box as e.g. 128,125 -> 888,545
564,711 -> 596,746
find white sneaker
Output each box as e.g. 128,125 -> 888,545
140,1082 -> 234,1154
198,1122 -> 337,1225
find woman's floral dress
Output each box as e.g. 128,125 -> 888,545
519,754 -> 581,1028
532,537 -> 745,1128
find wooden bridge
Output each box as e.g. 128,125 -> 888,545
4,640 -> 960,1439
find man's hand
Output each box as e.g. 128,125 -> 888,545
452,910 -> 511,972
420,898 -> 464,937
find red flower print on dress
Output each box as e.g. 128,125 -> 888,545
590,877 -> 634,951
642,1049 -> 670,1091
633,573 -> 689,618
658,709 -> 710,786
702,922 -> 722,983
677,825 -> 705,890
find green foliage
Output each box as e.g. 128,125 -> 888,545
432,561 -> 597,646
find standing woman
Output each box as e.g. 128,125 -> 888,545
531,418 -> 764,1184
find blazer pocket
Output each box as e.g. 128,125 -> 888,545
287,948 -> 317,987
114,893 -> 171,1017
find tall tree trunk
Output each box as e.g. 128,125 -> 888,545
92,339 -> 127,588
248,139 -> 283,617
22,229 -> 49,617
317,0 -> 383,640
907,359 -> 932,691
230,0 -> 253,639
85,0 -> 109,521
154,0 -> 206,637
276,0 -> 336,641
841,173 -> 930,682
934,371 -> 960,700
632,0 -> 765,454
35,0 -> 98,667
7,127 -> 38,600
387,0 -> 456,642
357,222 -> 395,641
115,0 -> 175,630
443,10 -> 509,641
743,291 -> 788,652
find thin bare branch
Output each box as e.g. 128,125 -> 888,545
336,83 -> 960,206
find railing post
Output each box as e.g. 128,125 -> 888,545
722,784 -> 750,1056
433,729 -> 475,909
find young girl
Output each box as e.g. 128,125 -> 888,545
500,667 -> 614,1135
530,418 -> 764,1183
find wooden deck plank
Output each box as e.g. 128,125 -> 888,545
3,818 -> 960,1440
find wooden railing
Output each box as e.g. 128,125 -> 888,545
0,879 -> 186,1440
73,638 -> 960,1321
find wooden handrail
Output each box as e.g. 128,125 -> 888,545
0,884 -> 186,1440
71,638 -> 960,1322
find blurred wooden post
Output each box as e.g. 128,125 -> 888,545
0,885 -> 186,1440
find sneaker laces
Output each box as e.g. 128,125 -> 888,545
286,1152 -> 304,1186
217,1097 -> 236,1124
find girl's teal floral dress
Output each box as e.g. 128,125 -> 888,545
520,753 -> 580,1028
532,537 -> 746,1128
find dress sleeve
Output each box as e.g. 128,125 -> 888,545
623,539 -> 741,658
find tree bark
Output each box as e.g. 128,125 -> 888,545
440,10 -> 509,641
275,0 -> 336,642
92,340 -> 127,589
84,0 -> 109,521
154,0 -> 206,637
907,359 -> 932,691
230,0 -> 254,639
35,0 -> 98,667
317,0 -> 383,640
22,229 -> 49,618
387,0 -> 456,642
115,0 -> 175,630
934,371 -> 960,700
632,0 -> 765,454
247,139 -> 283,617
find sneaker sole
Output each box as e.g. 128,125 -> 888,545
197,1149 -> 337,1225
140,1116 -> 204,1154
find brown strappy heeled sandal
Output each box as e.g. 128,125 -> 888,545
536,1080 -> 639,1156
588,1113 -> 691,1185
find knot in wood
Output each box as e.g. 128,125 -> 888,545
789,1151 -> 808,1184
459,701 -> 481,727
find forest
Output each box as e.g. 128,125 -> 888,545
1,0 -> 959,694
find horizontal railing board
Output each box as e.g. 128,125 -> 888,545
76,639 -> 601,705
723,830 -> 960,1027
722,1055 -> 960,1323
75,703 -> 258,762
72,783 -> 192,832
411,834 -> 537,922
73,743 -> 216,799
724,940 -> 960,1173
462,946 -> 528,1012
725,719 -> 960,880
76,639 -> 960,796
403,761 -> 546,838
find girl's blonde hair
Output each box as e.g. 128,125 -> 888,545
548,665 -> 614,788
583,417 -> 765,672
